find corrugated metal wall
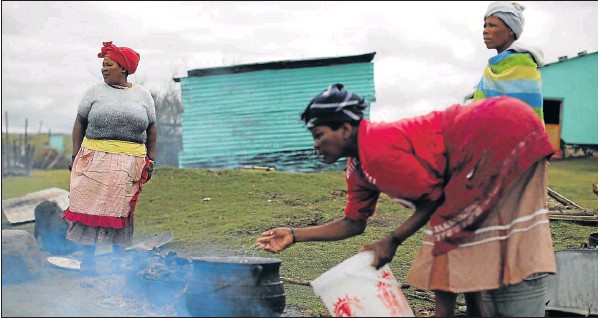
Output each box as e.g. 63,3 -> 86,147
541,52 -> 597,145
178,61 -> 375,172
48,135 -> 65,154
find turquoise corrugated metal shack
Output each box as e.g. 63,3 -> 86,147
173,52 -> 376,172
48,135 -> 65,154
540,50 -> 597,159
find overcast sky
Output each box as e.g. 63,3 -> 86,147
2,1 -> 597,134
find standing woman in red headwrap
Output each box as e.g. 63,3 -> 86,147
63,41 -> 157,275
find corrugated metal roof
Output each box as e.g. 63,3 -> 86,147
174,52 -> 375,81
177,53 -> 376,172
542,50 -> 597,67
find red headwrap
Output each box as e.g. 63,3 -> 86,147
98,41 -> 140,75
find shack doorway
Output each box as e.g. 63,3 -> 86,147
544,99 -> 563,159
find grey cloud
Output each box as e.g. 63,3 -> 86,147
1,1 -> 597,134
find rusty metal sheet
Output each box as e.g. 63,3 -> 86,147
545,249 -> 598,316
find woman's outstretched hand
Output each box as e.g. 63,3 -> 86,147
358,235 -> 399,270
256,227 -> 294,253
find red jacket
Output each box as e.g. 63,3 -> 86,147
344,96 -> 553,255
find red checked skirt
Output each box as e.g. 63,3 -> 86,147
63,147 -> 150,246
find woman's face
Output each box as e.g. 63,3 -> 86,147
101,56 -> 125,84
483,16 -> 514,52
310,125 -> 347,164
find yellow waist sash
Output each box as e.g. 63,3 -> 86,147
81,137 -> 146,157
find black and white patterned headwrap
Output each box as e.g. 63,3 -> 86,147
300,83 -> 368,129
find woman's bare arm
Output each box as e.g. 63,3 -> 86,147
256,216 -> 367,253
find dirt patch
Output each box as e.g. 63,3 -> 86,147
1,249 -> 306,317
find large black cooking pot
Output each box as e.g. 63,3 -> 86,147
184,256 -> 285,317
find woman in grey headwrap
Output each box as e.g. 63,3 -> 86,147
486,1 -> 525,42
472,1 -> 545,122
469,2 -> 552,317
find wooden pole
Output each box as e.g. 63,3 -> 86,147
31,120 -> 43,170
280,276 -> 410,289
280,276 -> 311,286
28,144 -> 35,173
548,187 -> 585,210
4,111 -> 8,145
24,119 -> 31,174
13,140 -> 17,169
24,118 -> 28,147
4,111 -> 11,169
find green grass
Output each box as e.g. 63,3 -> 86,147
2,157 -> 597,316
547,158 -> 598,210
1,169 -> 71,199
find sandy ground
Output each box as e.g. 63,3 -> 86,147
1,249 -> 304,317
2,257 -> 181,316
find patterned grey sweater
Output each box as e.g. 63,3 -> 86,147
77,83 -> 156,144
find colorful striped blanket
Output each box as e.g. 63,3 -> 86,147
473,49 -> 544,121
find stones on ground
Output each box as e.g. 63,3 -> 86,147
1,229 -> 44,284
34,200 -> 80,255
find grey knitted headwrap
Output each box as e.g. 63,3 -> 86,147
485,1 -> 525,40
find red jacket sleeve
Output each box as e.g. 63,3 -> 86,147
344,157 -> 381,221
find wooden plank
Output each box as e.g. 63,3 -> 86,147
548,215 -> 598,223
548,187 -> 585,209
